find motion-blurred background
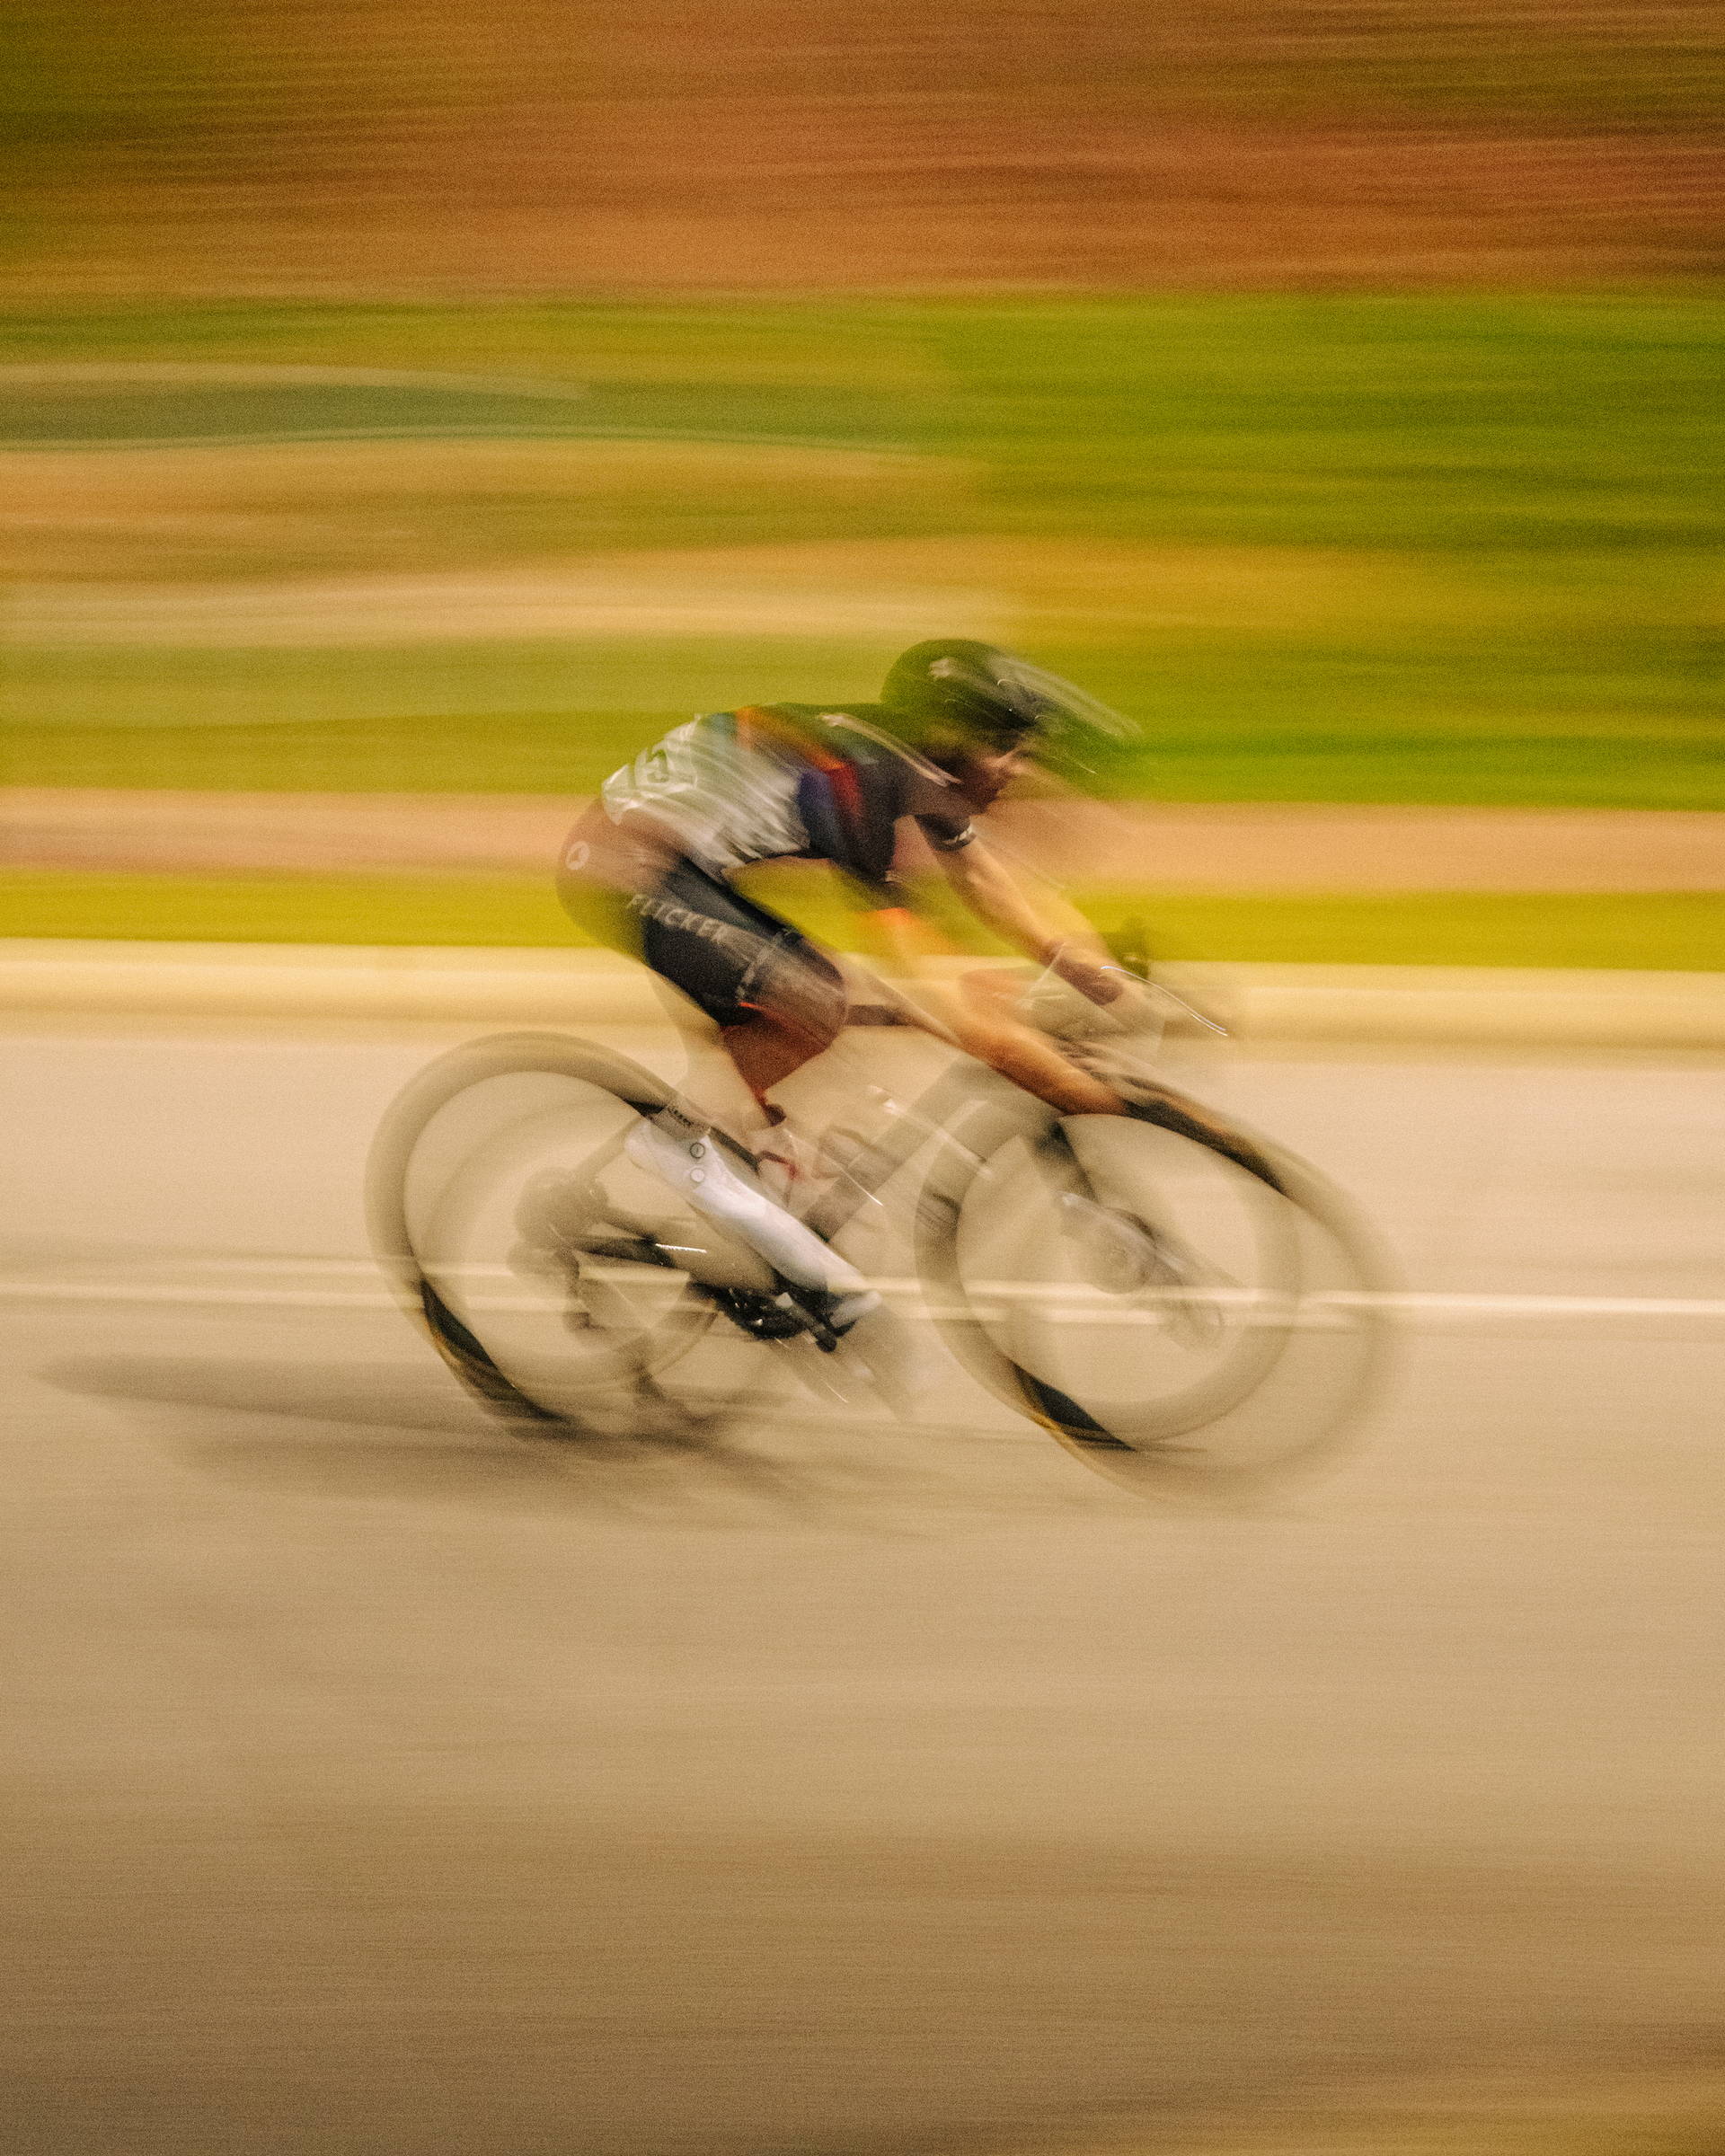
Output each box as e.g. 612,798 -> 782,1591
7,14 -> 1725,2156
5,0 -> 1721,959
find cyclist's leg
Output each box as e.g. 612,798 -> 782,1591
562,844 -> 872,1297
719,945 -> 846,1111
629,860 -> 846,1114
559,812 -> 837,1112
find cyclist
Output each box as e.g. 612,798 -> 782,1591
558,639 -> 1144,1333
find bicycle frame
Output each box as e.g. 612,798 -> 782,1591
795,1052 -> 1053,1247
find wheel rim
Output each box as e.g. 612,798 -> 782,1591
409,1073 -> 722,1409
955,1118 -> 1298,1445
920,1110 -> 1392,1489
367,1038 -> 768,1421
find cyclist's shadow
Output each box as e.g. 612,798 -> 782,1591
39,1349 -> 1131,1525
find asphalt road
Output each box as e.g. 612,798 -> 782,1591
3,1016 -> 1723,2155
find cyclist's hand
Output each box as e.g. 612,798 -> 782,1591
1028,955 -> 1157,1040
1095,975 -> 1160,1032
1058,952 -> 1141,1009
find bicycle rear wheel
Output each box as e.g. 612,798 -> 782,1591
367,1033 -> 775,1424
916,1086 -> 1393,1491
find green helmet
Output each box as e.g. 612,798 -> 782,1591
879,639 -> 1134,758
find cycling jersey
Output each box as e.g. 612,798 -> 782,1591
562,702 -> 980,1035
598,704 -> 975,903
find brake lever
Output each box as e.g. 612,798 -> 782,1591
1142,977 -> 1230,1038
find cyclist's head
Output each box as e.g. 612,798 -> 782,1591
878,640 -> 1135,800
880,641 -> 1049,756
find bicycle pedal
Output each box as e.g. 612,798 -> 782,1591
695,1285 -> 810,1342
794,1285 -> 882,1350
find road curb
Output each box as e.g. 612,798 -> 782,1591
1224,962 -> 1725,1049
2,941 -> 662,1027
4,941 -> 1725,1047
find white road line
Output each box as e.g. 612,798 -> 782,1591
2,1278 -> 1723,1321
125,1257 -> 382,1277
0,1281 -> 402,1310
1335,1290 -> 1725,1319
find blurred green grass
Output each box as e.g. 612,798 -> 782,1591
8,870 -> 1723,971
13,681 -> 1719,810
6,293 -> 1721,812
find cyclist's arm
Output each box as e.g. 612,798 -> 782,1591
934,835 -> 1129,1004
851,854 -> 1128,1117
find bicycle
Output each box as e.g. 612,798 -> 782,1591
365,965 -> 1393,1495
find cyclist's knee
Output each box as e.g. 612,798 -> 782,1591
747,946 -> 847,1056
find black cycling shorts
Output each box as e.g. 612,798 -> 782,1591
562,850 -> 846,1035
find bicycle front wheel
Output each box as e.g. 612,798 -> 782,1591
916,1088 -> 1393,1490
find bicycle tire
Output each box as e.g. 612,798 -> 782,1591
366,1031 -> 759,1424
914,1081 -> 1394,1491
